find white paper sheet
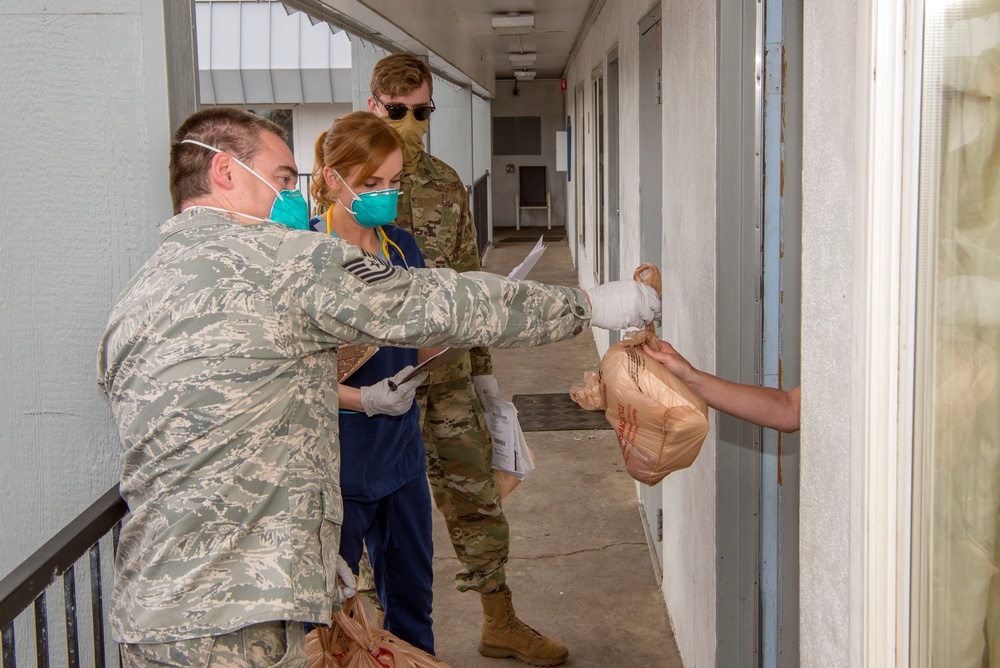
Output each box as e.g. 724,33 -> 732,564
506,236 -> 547,280
484,395 -> 534,480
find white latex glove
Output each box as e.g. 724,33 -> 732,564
585,281 -> 662,330
472,374 -> 500,406
359,366 -> 429,417
336,556 -> 357,603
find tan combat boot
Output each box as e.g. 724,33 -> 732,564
478,586 -> 569,666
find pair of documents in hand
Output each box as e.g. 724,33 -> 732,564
384,357 -> 537,497
484,237 -> 547,495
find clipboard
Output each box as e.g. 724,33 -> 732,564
390,347 -> 468,388
337,345 -> 379,383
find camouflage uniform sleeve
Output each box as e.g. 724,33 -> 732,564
274,234 -> 591,351
451,185 -> 494,377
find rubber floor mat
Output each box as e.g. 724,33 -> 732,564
497,235 -> 566,243
512,393 -> 611,432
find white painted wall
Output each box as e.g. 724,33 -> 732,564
656,2 -> 719,667
292,102 -> 354,210
429,75 -> 473,185
350,37 -> 390,110
491,79 -> 567,230
563,1 -> 718,667
472,93 -> 492,184
799,0 -> 860,665
0,0 -> 195,580
564,3 -> 644,294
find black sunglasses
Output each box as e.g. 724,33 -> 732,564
373,94 -> 436,122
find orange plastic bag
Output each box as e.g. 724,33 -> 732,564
571,265 -> 709,485
305,596 -> 450,668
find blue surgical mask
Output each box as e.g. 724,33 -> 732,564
334,169 -> 399,228
180,139 -> 310,230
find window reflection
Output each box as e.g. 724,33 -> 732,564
918,3 -> 1000,666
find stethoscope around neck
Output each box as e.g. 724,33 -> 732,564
324,204 -> 408,269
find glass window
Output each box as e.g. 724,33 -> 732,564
252,109 -> 294,152
913,3 -> 1000,666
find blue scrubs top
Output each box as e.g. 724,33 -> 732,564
309,217 -> 428,501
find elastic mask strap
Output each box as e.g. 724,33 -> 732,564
180,139 -> 283,201
180,205 -> 270,223
332,168 -> 360,204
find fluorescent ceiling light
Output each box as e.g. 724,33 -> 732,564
491,14 -> 535,36
508,53 -> 537,67
514,70 -> 536,81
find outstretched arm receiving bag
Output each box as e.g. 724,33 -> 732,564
584,265 -> 710,485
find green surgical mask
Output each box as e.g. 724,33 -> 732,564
334,169 -> 399,228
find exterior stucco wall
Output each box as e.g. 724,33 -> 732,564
799,0 -> 859,665
657,2 -> 719,667
0,0 -> 195,578
564,1 -> 718,666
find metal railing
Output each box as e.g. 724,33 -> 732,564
297,172 -> 317,217
0,486 -> 127,668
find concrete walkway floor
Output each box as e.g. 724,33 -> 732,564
428,228 -> 683,668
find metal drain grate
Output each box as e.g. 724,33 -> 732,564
511,393 -> 611,432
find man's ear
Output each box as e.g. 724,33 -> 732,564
208,152 -> 237,191
367,97 -> 380,114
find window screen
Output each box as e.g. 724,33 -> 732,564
493,116 -> 541,155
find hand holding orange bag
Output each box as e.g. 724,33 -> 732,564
571,265 -> 709,485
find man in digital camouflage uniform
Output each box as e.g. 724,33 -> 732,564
368,54 -> 568,667
98,106 -> 660,667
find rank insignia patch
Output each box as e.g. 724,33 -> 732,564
341,252 -> 396,284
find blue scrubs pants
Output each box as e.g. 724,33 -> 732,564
339,475 -> 435,656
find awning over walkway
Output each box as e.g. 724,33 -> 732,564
195,0 -> 352,105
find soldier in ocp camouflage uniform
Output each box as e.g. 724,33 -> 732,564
98,107 -> 660,668
367,54 -> 565,667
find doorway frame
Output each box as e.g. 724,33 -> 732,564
637,3 -> 664,577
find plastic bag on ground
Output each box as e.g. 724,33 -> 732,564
305,595 -> 450,668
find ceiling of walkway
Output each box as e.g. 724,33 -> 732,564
450,0 -> 598,80
283,0 -> 604,96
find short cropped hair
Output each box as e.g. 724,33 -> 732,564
169,107 -> 287,213
310,111 -> 405,210
370,53 -> 433,99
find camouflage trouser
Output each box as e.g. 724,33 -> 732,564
418,375 -> 508,594
120,621 -> 306,668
